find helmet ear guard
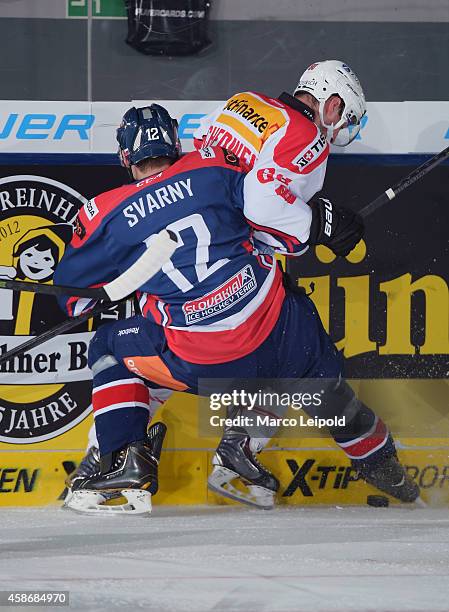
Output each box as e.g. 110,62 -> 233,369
295,60 -> 367,147
118,147 -> 131,169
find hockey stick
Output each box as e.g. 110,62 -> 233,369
0,300 -> 124,366
0,228 -> 178,302
360,145 -> 449,218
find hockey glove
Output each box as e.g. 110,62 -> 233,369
308,197 -> 364,257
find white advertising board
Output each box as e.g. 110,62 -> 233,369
0,100 -> 447,155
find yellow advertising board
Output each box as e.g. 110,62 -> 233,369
0,378 -> 448,507
2,445 -> 449,508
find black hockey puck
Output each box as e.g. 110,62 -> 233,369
367,495 -> 389,507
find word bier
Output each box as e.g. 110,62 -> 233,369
123,178 -> 193,227
0,113 -> 94,141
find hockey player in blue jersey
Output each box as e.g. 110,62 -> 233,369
56,104 -> 419,514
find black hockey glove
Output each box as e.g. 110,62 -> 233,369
308,197 -> 364,257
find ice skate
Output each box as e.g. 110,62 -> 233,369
208,427 -> 279,510
353,452 -> 420,504
66,445 -> 100,487
63,445 -> 101,507
65,422 -> 167,515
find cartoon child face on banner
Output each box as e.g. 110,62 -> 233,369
17,242 -> 56,281
12,225 -> 73,282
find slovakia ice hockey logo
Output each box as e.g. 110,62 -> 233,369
182,265 -> 257,325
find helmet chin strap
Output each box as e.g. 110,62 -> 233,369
318,100 -> 334,143
318,100 -> 346,144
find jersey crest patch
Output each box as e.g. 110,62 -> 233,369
182,264 -> 257,325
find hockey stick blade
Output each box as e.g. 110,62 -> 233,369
0,301 -> 123,366
0,229 -> 178,301
360,145 -> 449,218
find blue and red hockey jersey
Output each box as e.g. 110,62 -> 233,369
55,147 -> 309,364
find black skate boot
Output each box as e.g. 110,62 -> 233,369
63,446 -> 101,507
208,427 -> 280,510
66,446 -> 100,489
65,422 -> 167,515
353,451 -> 420,503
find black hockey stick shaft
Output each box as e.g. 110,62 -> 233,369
0,278 -> 107,299
360,144 -> 449,218
0,301 -> 122,366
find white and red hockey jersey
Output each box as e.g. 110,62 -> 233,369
194,91 -> 330,255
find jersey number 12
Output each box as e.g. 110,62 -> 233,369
145,213 -> 229,293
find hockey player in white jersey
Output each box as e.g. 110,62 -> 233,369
190,60 -> 419,509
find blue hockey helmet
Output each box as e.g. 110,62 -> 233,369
116,104 -> 181,167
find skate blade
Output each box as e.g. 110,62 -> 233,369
414,496 -> 427,508
385,496 -> 427,508
63,488 -> 120,508
64,489 -> 152,516
208,467 -> 276,510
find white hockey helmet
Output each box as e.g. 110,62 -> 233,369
294,60 -> 366,146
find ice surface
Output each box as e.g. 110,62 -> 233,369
0,505 -> 449,611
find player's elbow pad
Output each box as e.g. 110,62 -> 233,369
308,197 -> 364,257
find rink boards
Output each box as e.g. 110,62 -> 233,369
1,383 -> 449,508
0,99 -> 448,508
2,440 -> 449,508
